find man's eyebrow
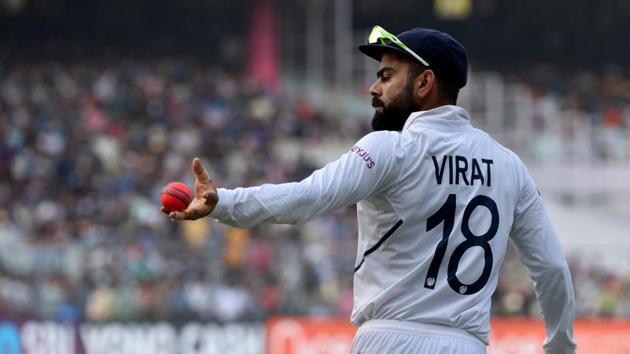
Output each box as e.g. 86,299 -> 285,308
376,67 -> 395,78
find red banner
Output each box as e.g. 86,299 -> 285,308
266,317 -> 355,354
490,318 -> 630,354
248,0 -> 280,90
265,317 -> 630,354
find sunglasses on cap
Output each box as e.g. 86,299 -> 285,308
368,25 -> 430,67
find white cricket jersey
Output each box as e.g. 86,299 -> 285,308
209,105 -> 576,353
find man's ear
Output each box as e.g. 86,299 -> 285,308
416,69 -> 436,100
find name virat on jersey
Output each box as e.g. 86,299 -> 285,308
431,155 -> 493,187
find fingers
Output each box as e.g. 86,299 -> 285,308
169,209 -> 198,221
192,157 -> 210,183
168,204 -> 210,221
169,210 -> 188,221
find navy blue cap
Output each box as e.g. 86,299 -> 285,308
359,27 -> 468,89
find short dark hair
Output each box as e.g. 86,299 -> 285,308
408,62 -> 459,104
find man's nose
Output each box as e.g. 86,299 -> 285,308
369,80 -> 380,97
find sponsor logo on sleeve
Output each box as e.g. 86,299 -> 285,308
350,146 -> 375,169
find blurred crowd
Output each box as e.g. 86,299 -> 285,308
1,59 -> 629,323
517,65 -> 630,164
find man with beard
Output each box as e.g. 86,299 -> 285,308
163,26 -> 576,354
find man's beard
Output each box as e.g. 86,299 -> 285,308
371,83 -> 417,131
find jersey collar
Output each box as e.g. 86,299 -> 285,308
402,105 -> 471,132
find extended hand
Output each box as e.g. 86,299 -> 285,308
161,157 -> 218,221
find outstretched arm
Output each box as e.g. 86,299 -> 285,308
165,131 -> 400,228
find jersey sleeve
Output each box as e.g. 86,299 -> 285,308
509,161 -> 576,354
208,131 -> 400,228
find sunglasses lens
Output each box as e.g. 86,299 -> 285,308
368,26 -> 398,45
368,27 -> 382,44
